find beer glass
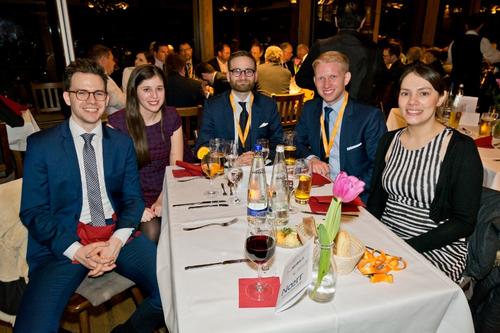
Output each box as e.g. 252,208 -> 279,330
283,130 -> 296,166
294,158 -> 312,204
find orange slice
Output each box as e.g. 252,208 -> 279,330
197,146 -> 210,160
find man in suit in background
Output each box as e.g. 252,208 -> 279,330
280,42 -> 295,76
207,43 -> 231,74
165,53 -> 205,107
295,0 -> 384,105
195,51 -> 283,165
295,51 -> 386,201
179,41 -> 199,79
15,59 -> 163,333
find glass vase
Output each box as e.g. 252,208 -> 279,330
307,241 -> 337,303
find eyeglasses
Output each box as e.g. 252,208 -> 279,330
229,68 -> 256,77
67,90 -> 108,101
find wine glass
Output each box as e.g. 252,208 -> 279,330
227,161 -> 243,204
209,138 -> 226,175
257,138 -> 270,164
225,140 -> 239,168
201,152 -> 221,197
245,215 -> 276,301
294,158 -> 312,204
283,130 -> 296,166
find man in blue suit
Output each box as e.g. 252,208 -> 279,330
16,59 -> 163,332
295,51 -> 386,200
195,50 -> 283,164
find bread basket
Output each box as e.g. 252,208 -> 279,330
333,233 -> 365,275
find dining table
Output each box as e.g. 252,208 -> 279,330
157,165 -> 474,333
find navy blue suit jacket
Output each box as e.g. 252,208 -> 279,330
295,97 -> 387,199
20,120 -> 144,271
195,90 -> 283,156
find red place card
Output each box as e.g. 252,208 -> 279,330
238,276 -> 280,308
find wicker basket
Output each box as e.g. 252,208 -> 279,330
333,233 -> 365,275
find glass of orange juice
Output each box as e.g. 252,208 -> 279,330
201,151 -> 221,197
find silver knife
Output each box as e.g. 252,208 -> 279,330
185,258 -> 250,270
173,200 -> 226,207
188,203 -> 229,209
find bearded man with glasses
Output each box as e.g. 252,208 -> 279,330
195,50 -> 283,165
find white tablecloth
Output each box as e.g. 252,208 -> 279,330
157,166 -> 473,333
6,109 -> 40,151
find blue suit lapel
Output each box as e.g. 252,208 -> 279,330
310,98 -> 323,158
222,92 -> 235,139
60,121 -> 83,200
339,98 -> 354,169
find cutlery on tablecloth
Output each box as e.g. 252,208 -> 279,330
227,180 -> 233,195
173,200 -> 226,207
188,203 -> 229,209
185,258 -> 250,270
183,217 -> 238,231
221,183 -> 228,195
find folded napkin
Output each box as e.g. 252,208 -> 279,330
312,173 -> 332,186
475,136 -> 493,149
172,160 -> 203,178
239,276 -> 280,308
308,195 -> 364,214
0,96 -> 27,116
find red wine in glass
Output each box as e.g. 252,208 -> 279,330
245,235 -> 276,264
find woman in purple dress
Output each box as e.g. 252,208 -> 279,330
109,64 -> 183,242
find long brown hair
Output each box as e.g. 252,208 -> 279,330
125,64 -> 166,167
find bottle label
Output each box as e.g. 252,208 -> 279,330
247,207 -> 267,218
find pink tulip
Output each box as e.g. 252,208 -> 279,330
332,171 -> 365,203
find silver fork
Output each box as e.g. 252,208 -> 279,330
177,176 -> 202,182
183,218 -> 238,231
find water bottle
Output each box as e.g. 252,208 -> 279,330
452,84 -> 464,109
269,145 -> 289,225
247,144 -> 268,223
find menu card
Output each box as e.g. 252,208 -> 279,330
275,240 -> 314,313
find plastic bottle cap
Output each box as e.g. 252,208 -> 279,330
254,144 -> 262,152
276,144 -> 284,152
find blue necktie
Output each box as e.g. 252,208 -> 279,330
238,102 -> 248,151
324,106 -> 334,140
81,133 -> 106,227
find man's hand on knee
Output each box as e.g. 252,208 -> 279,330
74,241 -> 109,269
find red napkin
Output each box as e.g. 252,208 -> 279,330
172,160 -> 203,178
475,136 -> 493,149
312,173 -> 332,186
238,276 -> 280,308
0,96 -> 27,116
308,195 -> 364,215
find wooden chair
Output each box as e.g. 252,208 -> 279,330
30,82 -> 66,129
0,178 -> 144,333
272,92 -> 305,128
176,105 -> 202,146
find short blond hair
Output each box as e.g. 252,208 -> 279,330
264,46 -> 283,64
312,51 -> 350,74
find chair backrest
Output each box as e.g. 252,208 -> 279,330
176,105 -> 202,146
30,82 -> 64,114
272,92 -> 305,128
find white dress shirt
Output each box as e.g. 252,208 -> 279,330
105,75 -> 126,115
231,92 -> 252,148
63,118 -> 133,260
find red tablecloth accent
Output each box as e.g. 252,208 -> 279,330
172,160 -> 203,177
475,136 -> 493,149
308,195 -> 363,214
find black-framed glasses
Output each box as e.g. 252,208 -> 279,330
67,90 -> 108,101
229,68 -> 256,77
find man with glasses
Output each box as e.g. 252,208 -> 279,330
15,59 -> 163,333
195,51 -> 283,165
